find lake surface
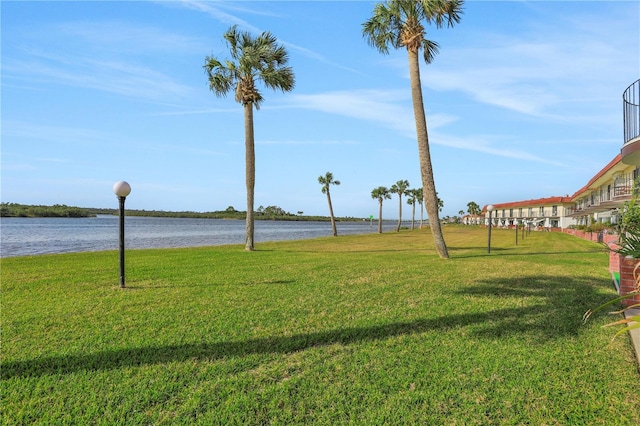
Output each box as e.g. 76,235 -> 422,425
0,216 -> 409,258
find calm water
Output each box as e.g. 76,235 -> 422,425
0,216 -> 405,258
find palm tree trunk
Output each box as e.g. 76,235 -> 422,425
244,103 -> 255,251
378,201 -> 383,233
407,49 -> 449,259
327,192 -> 338,236
411,203 -> 416,230
396,195 -> 402,232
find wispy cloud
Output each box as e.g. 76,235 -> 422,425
57,20 -> 209,54
2,120 -> 114,146
7,55 -> 194,102
257,139 -> 359,146
425,6 -> 638,120
3,19 -> 200,103
432,133 -> 565,166
286,89 -> 452,136
283,89 -> 565,165
147,107 -> 239,117
174,0 -> 363,75
177,0 -> 263,34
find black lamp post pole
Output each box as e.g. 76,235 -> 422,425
515,221 -> 518,246
118,195 -> 126,288
487,211 -> 493,253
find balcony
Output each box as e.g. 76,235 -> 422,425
622,79 -> 640,165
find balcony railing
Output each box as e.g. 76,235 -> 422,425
624,79 -> 640,144
613,171 -> 637,198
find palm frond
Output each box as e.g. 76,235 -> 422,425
421,38 -> 440,63
616,232 -> 640,258
364,0 -> 462,63
419,0 -> 464,28
362,3 -> 397,54
583,291 -> 640,322
207,25 -> 294,108
607,318 -> 640,343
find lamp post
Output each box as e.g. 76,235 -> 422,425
113,181 -> 131,288
487,204 -> 494,254
515,220 -> 518,246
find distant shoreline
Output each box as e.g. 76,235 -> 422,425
0,202 -> 366,222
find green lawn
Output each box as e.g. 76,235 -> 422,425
2,226 -> 639,425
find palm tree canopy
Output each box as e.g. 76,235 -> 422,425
318,172 -> 340,194
362,0 -> 463,63
204,25 -> 295,109
406,188 -> 417,203
371,186 -> 392,202
467,201 -> 481,215
390,179 -> 410,195
414,187 -> 424,203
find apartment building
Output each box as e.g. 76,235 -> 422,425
482,197 -> 575,230
482,79 -> 640,229
568,155 -> 638,227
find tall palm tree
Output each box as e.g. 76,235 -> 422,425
363,0 -> 463,259
390,179 -> 410,232
318,172 -> 340,236
204,25 -> 295,251
371,186 -> 391,233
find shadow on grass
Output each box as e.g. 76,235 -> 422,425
2,275 -> 609,380
448,248 -> 605,258
454,274 -> 614,339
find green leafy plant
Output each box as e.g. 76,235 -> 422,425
583,263 -> 640,342
616,187 -> 640,257
585,180 -> 640,339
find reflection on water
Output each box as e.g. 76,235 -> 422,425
0,216 -> 408,257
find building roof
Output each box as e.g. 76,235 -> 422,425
570,154 -> 622,199
482,196 -> 573,213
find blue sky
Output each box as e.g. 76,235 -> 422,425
2,1 -> 639,218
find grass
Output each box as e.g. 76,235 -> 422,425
2,226 -> 640,424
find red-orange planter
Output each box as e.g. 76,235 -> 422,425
618,255 -> 640,308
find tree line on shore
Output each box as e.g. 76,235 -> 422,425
0,202 -> 363,222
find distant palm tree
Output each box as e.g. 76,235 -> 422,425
363,0 -> 463,258
390,179 -> 410,232
467,201 -> 481,216
204,25 -> 295,251
371,186 -> 391,233
406,189 -> 417,230
318,172 -> 341,236
414,187 -> 424,228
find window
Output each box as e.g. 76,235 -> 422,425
552,205 -> 558,216
539,206 -> 544,216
